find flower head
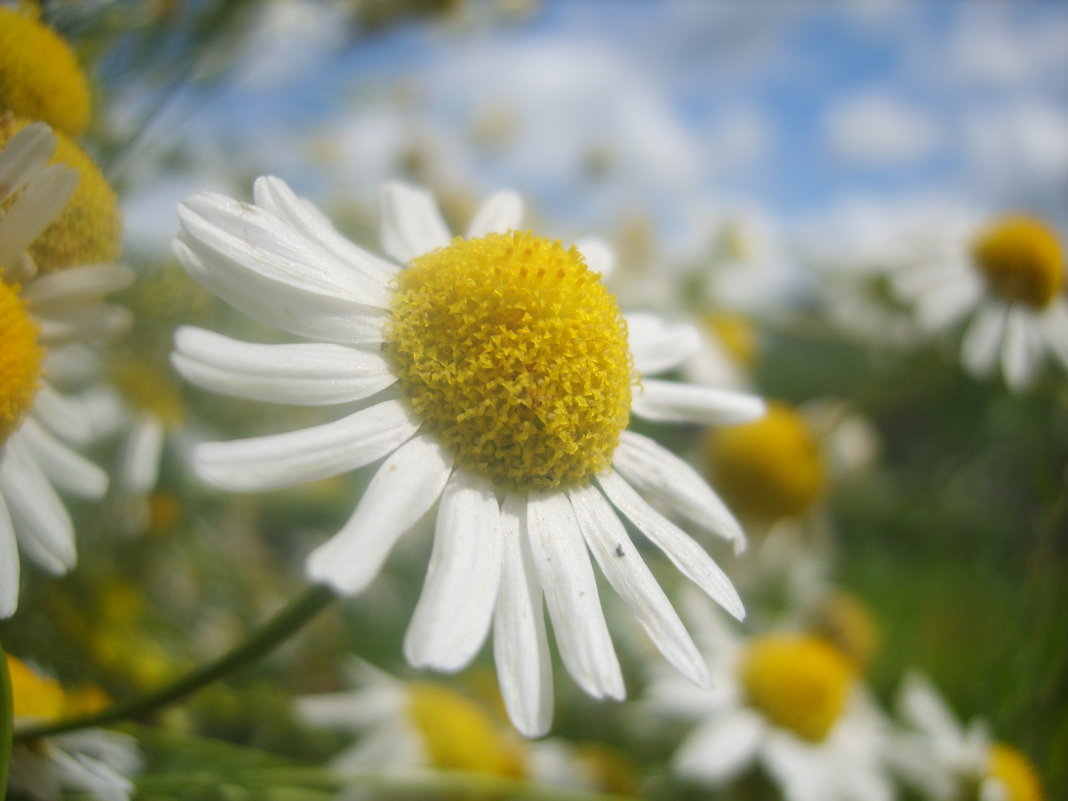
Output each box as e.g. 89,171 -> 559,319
0,121 -> 132,618
0,113 -> 123,274
7,655 -> 141,801
172,178 -> 765,735
0,6 -> 91,136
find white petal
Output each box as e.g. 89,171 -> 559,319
0,122 -> 55,201
596,471 -> 744,620
22,264 -> 135,309
120,416 -> 165,494
466,190 -> 523,238
673,707 -> 765,784
0,440 -> 76,573
612,431 -> 746,553
404,469 -> 503,671
379,182 -> 452,263
306,434 -> 453,595
19,418 -> 108,498
631,379 -> 765,426
493,493 -> 553,737
916,276 -> 982,332
761,734 -> 829,801
179,192 -> 391,308
48,747 -> 135,801
1000,307 -> 1040,391
172,326 -> 396,406
0,494 -> 20,618
625,313 -> 701,375
575,237 -> 616,279
252,176 -> 399,286
0,164 -> 77,268
1039,299 -> 1068,370
172,235 -> 387,346
897,671 -> 964,742
35,304 -> 133,345
31,383 -> 93,444
569,483 -> 709,687
194,399 -> 419,492
961,303 -> 1006,377
525,489 -> 624,700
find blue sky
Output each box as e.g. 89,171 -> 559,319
120,0 -> 1068,254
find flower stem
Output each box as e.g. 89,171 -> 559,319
13,584 -> 337,742
1,639 -> 12,801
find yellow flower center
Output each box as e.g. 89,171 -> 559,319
988,743 -> 1045,801
388,230 -> 633,491
0,7 -> 91,137
0,279 -> 42,444
0,114 -> 123,274
703,312 -> 758,367
406,682 -> 526,776
6,655 -> 108,723
703,401 -> 825,521
739,633 -> 854,742
971,216 -> 1064,309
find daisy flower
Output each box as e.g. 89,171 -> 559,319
297,660 -> 639,794
7,654 -> 141,801
894,213 -> 1068,390
889,671 -> 1046,801
0,121 -> 133,617
646,593 -> 893,801
170,177 -> 764,735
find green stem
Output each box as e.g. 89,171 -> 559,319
1,639 -> 12,801
13,584 -> 337,742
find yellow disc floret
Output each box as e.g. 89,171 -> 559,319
388,230 -> 633,491
703,401 -> 826,521
7,654 -> 109,723
807,589 -> 881,672
703,311 -> 758,367
406,682 -> 526,776
0,279 -> 42,443
0,7 -> 92,137
988,744 -> 1046,801
739,633 -> 854,742
971,216 -> 1064,309
0,114 -> 122,273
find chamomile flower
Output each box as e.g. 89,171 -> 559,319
894,213 -> 1068,390
171,178 -> 764,735
296,660 -> 527,776
7,655 -> 141,801
647,594 -> 893,801
890,672 -> 1046,801
0,122 -> 132,618
0,5 -> 92,137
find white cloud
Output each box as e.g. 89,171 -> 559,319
825,92 -> 943,166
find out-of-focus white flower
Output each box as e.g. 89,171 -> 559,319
646,593 -> 894,801
894,213 -> 1068,391
7,655 -> 141,801
171,177 -> 764,735
0,122 -> 133,617
889,672 -> 1046,801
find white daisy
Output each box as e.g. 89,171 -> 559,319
7,655 -> 141,801
0,121 -> 133,617
893,212 -> 1068,391
647,593 -> 893,801
889,671 -> 1046,801
170,177 -> 764,736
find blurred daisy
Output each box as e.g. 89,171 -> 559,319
7,654 -> 141,801
296,660 -> 527,777
647,594 -> 893,801
895,213 -> 1068,390
298,661 -> 640,794
0,121 -> 132,617
890,672 -> 1046,801
171,177 -> 764,735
